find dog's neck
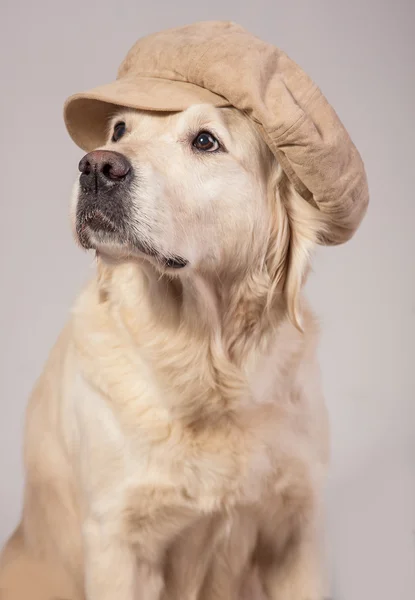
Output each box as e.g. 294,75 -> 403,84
87,257 -> 299,425
98,258 -> 286,357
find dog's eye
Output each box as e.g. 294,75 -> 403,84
112,121 -> 126,143
192,131 -> 220,152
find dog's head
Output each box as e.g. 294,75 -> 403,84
72,104 -> 327,326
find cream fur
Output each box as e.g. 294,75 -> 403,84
0,105 -> 330,600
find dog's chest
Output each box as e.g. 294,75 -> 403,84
73,320 -> 314,523
76,377 -> 286,514
130,367 -> 289,508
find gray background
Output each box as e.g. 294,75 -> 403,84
1,1 -> 414,598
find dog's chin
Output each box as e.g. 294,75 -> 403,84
76,223 -> 188,272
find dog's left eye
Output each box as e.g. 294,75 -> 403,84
192,131 -> 220,152
112,121 -> 126,142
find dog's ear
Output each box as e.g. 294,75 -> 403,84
266,169 -> 328,330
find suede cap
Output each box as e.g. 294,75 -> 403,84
64,20 -> 369,245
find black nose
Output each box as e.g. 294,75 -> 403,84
78,150 -> 132,192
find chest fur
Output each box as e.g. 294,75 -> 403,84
71,288 -> 324,522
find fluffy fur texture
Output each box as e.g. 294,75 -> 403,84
0,105 -> 330,600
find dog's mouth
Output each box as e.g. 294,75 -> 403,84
83,209 -> 117,234
76,209 -> 188,270
76,208 -> 120,248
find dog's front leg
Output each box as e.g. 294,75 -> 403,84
199,509 -> 258,600
88,485 -> 200,600
82,517 -> 163,600
257,525 -> 324,600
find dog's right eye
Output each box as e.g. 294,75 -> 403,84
192,131 -> 221,152
112,121 -> 126,143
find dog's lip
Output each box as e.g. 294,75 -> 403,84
82,233 -> 188,270
81,209 -> 118,233
162,256 -> 188,269
96,245 -> 189,270
134,243 -> 188,269
76,210 -> 188,269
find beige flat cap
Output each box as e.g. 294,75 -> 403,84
64,21 -> 369,245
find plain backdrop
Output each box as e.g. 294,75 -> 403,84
1,1 -> 414,598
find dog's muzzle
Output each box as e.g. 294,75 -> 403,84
75,150 -> 188,270
76,150 -> 134,248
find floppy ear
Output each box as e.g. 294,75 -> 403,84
266,168 -> 328,330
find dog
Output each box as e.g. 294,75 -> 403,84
0,104 -> 330,599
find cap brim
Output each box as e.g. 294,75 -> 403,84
64,76 -> 230,151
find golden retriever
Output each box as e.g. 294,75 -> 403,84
0,104 -> 330,599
